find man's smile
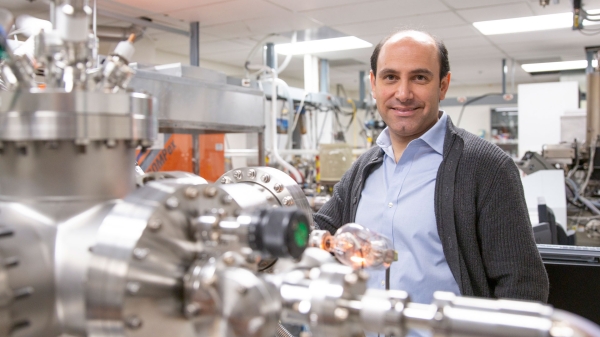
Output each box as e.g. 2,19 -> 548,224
389,105 -> 421,115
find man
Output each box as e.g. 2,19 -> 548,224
314,30 -> 549,305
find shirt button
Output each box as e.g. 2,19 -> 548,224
381,281 -> 385,286
388,202 -> 393,208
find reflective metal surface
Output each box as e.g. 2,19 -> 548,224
218,167 -> 314,229
86,182 -> 278,337
0,90 -> 156,142
130,69 -> 264,134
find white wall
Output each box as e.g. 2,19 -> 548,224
518,81 -> 579,158
441,104 -> 493,140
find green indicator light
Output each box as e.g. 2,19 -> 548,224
294,222 -> 308,248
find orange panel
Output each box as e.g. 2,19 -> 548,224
137,134 -> 225,182
199,134 -> 225,182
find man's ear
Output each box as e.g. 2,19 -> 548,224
370,70 -> 376,87
439,72 -> 451,101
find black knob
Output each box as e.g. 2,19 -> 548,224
248,207 -> 309,259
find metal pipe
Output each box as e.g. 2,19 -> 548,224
258,130 -> 265,166
192,133 -> 200,175
502,58 -> 507,95
265,43 -> 276,69
359,70 -> 366,108
320,59 -> 329,94
586,49 -> 594,74
190,21 -> 199,67
96,25 -> 142,40
50,0 -> 56,28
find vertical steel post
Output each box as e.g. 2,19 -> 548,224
587,49 -> 595,74
265,43 -> 276,69
320,59 -> 329,93
190,22 -> 200,67
359,70 -> 366,109
258,130 -> 266,166
502,58 -> 507,95
190,21 -> 200,175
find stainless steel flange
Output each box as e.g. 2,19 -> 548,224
86,181 -> 279,337
218,167 -> 313,229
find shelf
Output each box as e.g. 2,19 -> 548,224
491,139 -> 519,145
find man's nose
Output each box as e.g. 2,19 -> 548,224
394,79 -> 413,102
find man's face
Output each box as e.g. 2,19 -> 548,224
370,32 -> 450,143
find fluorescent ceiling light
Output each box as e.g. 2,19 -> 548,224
521,59 -> 598,73
473,10 -> 600,35
275,36 -> 372,55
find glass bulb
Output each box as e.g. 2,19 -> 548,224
309,223 -> 396,270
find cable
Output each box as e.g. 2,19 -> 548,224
456,93 -> 502,127
580,139 -> 597,195
578,29 -> 600,36
276,31 -> 296,74
566,140 -> 580,179
316,108 -> 331,146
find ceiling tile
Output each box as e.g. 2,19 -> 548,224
265,0 -> 371,12
243,13 -> 322,35
444,36 -> 493,49
166,0 -> 290,27
428,24 -> 482,40
443,0 -> 524,10
200,21 -> 254,39
101,0 -> 228,15
302,0 -> 449,26
334,11 -> 464,37
200,40 -> 254,55
456,2 -> 534,22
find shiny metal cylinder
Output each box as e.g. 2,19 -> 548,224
0,141 -> 134,200
0,89 -> 156,200
0,87 -> 157,337
0,90 -> 156,142
586,71 -> 600,146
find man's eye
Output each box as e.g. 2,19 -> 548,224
384,75 -> 396,80
415,75 -> 427,81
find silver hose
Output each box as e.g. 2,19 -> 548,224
551,309 -> 600,337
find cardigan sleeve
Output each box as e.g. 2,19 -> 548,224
477,157 -> 549,302
312,165 -> 353,234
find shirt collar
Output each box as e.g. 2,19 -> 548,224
375,111 -> 447,156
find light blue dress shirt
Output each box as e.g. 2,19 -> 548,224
355,112 -> 460,336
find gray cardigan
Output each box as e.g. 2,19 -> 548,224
314,117 -> 549,302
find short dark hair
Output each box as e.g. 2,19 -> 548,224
370,30 -> 450,80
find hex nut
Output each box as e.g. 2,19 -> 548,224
184,187 -> 200,199
204,186 -> 218,198
261,174 -> 271,183
248,169 -> 256,179
274,183 -> 284,193
147,219 -> 162,232
220,176 -> 232,184
133,248 -> 149,260
165,196 -> 180,209
282,196 -> 294,206
233,170 -> 243,180
221,194 -> 233,205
